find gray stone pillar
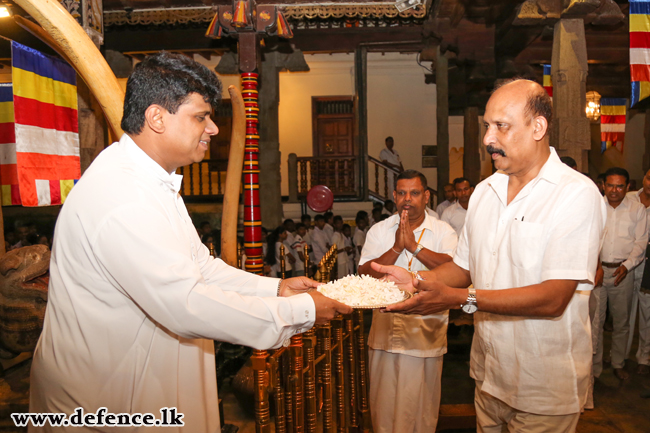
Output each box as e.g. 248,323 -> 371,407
436,46 -> 449,202
258,51 -> 283,228
463,106 -> 480,185
550,19 -> 590,172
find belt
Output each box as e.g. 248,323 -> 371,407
601,261 -> 623,268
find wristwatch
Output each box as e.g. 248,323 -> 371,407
412,244 -> 424,258
461,288 -> 477,314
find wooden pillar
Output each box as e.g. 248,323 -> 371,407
354,47 -> 368,201
77,79 -> 107,173
550,19 -> 590,172
463,106 -> 480,185
436,46 -> 449,202
258,51 -> 283,228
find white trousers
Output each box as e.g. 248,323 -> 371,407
626,260 -> 650,365
591,266 -> 635,376
368,348 -> 442,433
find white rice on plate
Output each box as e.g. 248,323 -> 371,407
317,274 -> 407,307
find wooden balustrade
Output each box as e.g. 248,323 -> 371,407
254,246 -> 371,432
177,158 -> 234,201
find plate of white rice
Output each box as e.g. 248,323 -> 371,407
317,274 -> 413,309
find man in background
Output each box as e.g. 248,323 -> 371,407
441,177 -> 473,236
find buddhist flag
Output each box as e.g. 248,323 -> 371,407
11,41 -> 80,207
630,0 -> 650,106
542,64 -> 552,97
600,98 -> 626,153
0,84 -> 20,205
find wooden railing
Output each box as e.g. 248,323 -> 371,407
251,245 -> 372,433
367,156 -> 399,202
177,159 -> 231,200
288,154 -> 359,200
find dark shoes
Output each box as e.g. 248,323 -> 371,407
637,364 -> 650,375
614,368 -> 629,380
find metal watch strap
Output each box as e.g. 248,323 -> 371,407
412,244 -> 424,258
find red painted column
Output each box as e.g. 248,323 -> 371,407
241,72 -> 264,275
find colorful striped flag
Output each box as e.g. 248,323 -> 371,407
542,64 -> 552,97
600,98 -> 626,153
630,0 -> 650,106
0,84 -> 21,205
11,41 -> 80,207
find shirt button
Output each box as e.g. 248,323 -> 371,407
486,283 -> 491,288
305,310 -> 309,317
492,252 -> 496,256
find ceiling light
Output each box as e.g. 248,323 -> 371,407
0,6 -> 11,18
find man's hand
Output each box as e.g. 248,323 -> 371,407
613,265 -> 628,286
308,291 -> 354,324
370,262 -> 417,293
399,210 -> 418,253
595,263 -> 604,287
279,277 -> 320,297
385,279 -> 461,315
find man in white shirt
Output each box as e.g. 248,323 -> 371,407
310,214 -> 329,264
358,170 -> 457,433
28,53 -> 352,433
441,177 -> 473,235
324,211 -> 335,246
291,223 -> 309,277
374,79 -> 605,433
332,216 -> 353,278
593,167 -> 648,380
627,169 -> 650,375
353,215 -> 369,270
379,136 -> 404,194
436,183 -> 456,216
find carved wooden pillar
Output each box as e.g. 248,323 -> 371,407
463,106 -> 480,185
436,46 -> 449,201
259,51 -> 283,228
355,47 -> 368,201
550,19 -> 590,172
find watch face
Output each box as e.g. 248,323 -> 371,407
462,303 -> 478,314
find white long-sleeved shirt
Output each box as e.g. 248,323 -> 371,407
310,227 -> 329,263
29,134 -> 315,432
601,195 -> 648,271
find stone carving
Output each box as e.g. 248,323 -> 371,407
0,245 -> 50,357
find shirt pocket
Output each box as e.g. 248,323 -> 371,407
510,221 -> 544,269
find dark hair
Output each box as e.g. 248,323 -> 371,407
314,214 -> 325,222
596,173 -> 607,181
494,78 -> 552,128
342,224 -> 351,233
453,177 -> 470,187
373,202 -> 383,210
380,213 -> 390,221
396,169 -> 428,189
385,136 -> 394,142
301,214 -> 312,222
296,223 -> 306,230
200,221 -> 210,228
333,215 -> 343,224
384,199 -> 394,207
356,215 -> 366,224
604,167 -> 630,185
121,52 -> 222,134
324,212 -> 333,220
560,156 -> 577,168
356,210 -> 368,219
265,226 -> 286,266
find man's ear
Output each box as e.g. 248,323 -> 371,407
532,115 -> 548,141
144,105 -> 165,134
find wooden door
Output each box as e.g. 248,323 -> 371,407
311,97 -> 357,194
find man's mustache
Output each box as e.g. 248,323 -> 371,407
486,145 -> 506,157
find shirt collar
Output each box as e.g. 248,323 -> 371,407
605,194 -> 630,210
120,134 -> 184,193
487,146 -> 564,206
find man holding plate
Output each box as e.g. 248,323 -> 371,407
358,169 -> 457,433
372,79 -> 605,433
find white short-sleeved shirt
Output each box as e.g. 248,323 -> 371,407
601,195 -> 648,271
436,199 -> 454,216
360,213 -> 458,357
379,147 -> 401,167
453,147 -> 606,415
441,201 -> 467,235
332,231 -> 349,265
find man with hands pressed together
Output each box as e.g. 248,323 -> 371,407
358,170 -> 457,433
372,79 -> 605,433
